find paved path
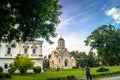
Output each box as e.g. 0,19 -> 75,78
101,76 -> 120,80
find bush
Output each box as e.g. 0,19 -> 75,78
96,67 -> 109,72
0,73 -> 12,79
0,73 -> 4,78
0,66 -> 3,73
67,75 -> 76,80
8,68 -> 15,74
4,73 -> 12,78
33,66 -> 41,73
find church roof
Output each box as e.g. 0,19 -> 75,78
58,37 -> 64,41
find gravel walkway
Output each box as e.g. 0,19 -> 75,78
101,76 -> 120,80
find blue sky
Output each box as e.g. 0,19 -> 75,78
42,0 -> 120,56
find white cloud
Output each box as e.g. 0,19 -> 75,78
106,7 -> 120,23
57,14 -> 82,29
57,17 -> 73,29
57,14 -> 91,30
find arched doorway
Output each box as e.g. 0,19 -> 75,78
64,59 -> 68,66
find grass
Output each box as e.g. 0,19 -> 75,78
12,69 -> 85,80
11,66 -> 120,80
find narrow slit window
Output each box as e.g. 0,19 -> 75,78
7,48 -> 11,54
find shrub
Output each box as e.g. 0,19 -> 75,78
70,75 -> 76,80
4,73 -> 12,78
0,73 -> 12,79
0,73 -> 4,78
8,68 -> 15,74
96,67 -> 109,72
33,66 -> 41,73
0,66 -> 3,73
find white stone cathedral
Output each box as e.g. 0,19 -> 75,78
49,37 -> 76,69
0,40 -> 43,72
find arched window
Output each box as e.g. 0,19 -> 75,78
31,45 -> 37,55
24,48 -> 27,54
5,44 -> 12,56
33,49 -> 36,54
7,48 -> 11,54
23,44 -> 29,54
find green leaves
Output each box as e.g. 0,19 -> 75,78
0,0 -> 62,43
85,24 -> 120,65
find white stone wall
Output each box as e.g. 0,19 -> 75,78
0,40 -> 43,73
0,58 -> 13,73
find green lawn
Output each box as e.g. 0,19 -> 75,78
11,66 -> 120,80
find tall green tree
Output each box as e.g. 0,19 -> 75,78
87,51 -> 99,67
77,52 -> 88,68
0,0 -> 62,43
85,24 -> 120,65
13,54 -> 34,75
43,56 -> 49,71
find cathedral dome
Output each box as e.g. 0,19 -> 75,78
58,37 -> 64,41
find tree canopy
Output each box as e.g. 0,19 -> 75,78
70,51 -> 99,67
85,24 -> 120,65
0,0 -> 62,43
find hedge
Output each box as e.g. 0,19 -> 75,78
46,75 -> 76,80
91,71 -> 120,78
